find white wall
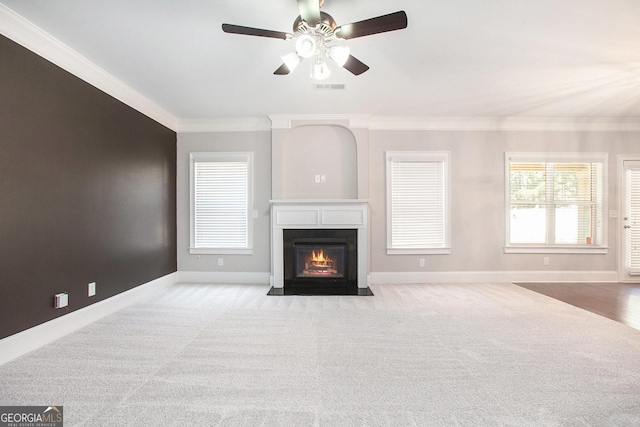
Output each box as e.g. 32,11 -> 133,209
176,131 -> 272,274
282,125 -> 358,199
177,124 -> 640,282
368,129 -> 637,276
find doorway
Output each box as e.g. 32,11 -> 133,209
620,158 -> 640,282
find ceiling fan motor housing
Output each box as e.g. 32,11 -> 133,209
293,11 -> 337,37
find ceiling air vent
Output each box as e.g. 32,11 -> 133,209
315,83 -> 346,90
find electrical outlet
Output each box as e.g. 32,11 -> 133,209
315,175 -> 321,183
419,258 -> 425,267
320,175 -> 326,183
218,258 -> 224,266
88,282 -> 96,297
54,293 -> 68,309
543,257 -> 550,266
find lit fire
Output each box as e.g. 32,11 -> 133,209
311,249 -> 332,265
302,247 -> 338,276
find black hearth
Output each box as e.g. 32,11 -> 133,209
277,229 -> 366,295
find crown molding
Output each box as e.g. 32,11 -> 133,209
177,118 -> 272,132
368,116 -> 640,131
268,114 -> 372,129
0,4 -> 180,131
183,116 -> 640,132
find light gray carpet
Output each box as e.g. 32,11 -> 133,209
1,283 -> 640,426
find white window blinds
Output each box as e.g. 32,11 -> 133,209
386,152 -> 450,254
190,152 -> 253,254
506,153 -> 606,252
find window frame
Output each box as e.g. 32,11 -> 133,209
504,152 -> 608,254
386,151 -> 451,255
189,152 -> 254,255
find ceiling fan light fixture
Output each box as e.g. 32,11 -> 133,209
281,52 -> 301,72
328,45 -> 350,66
296,35 -> 317,58
223,4 -> 408,79
313,60 -> 331,80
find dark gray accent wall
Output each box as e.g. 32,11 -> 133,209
0,35 -> 177,340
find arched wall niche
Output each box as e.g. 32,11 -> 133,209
270,115 -> 370,200
282,125 -> 357,199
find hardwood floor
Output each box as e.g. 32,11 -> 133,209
515,282 -> 640,331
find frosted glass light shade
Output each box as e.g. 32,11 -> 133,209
296,35 -> 317,58
282,52 -> 301,72
329,46 -> 350,66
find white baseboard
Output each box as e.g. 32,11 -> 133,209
177,271 -> 270,284
370,270 -> 619,284
178,270 -> 616,286
0,272 -> 178,366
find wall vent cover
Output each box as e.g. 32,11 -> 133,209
315,83 -> 346,90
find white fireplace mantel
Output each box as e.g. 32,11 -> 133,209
270,200 -> 369,289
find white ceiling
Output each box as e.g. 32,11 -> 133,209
2,0 -> 640,121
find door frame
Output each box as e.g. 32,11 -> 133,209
618,155 -> 640,282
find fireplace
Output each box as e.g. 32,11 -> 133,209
269,200 -> 372,295
283,229 -> 357,295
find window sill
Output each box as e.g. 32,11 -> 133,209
504,246 -> 608,255
189,248 -> 253,255
387,248 -> 451,255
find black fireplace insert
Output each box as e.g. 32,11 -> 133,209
281,229 -> 362,295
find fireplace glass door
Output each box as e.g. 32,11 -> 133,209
295,244 -> 345,279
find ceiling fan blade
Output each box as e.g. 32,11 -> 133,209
222,23 -> 289,40
274,63 -> 291,75
342,55 -> 370,76
335,11 -> 408,40
297,0 -> 321,26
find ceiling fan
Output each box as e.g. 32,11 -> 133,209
221,0 -> 408,80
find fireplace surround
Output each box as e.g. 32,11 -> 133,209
268,118 -> 372,295
269,200 -> 372,295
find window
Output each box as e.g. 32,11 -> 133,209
386,151 -> 451,254
189,152 -> 253,254
505,152 -> 607,254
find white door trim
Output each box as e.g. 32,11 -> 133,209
618,155 -> 640,282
